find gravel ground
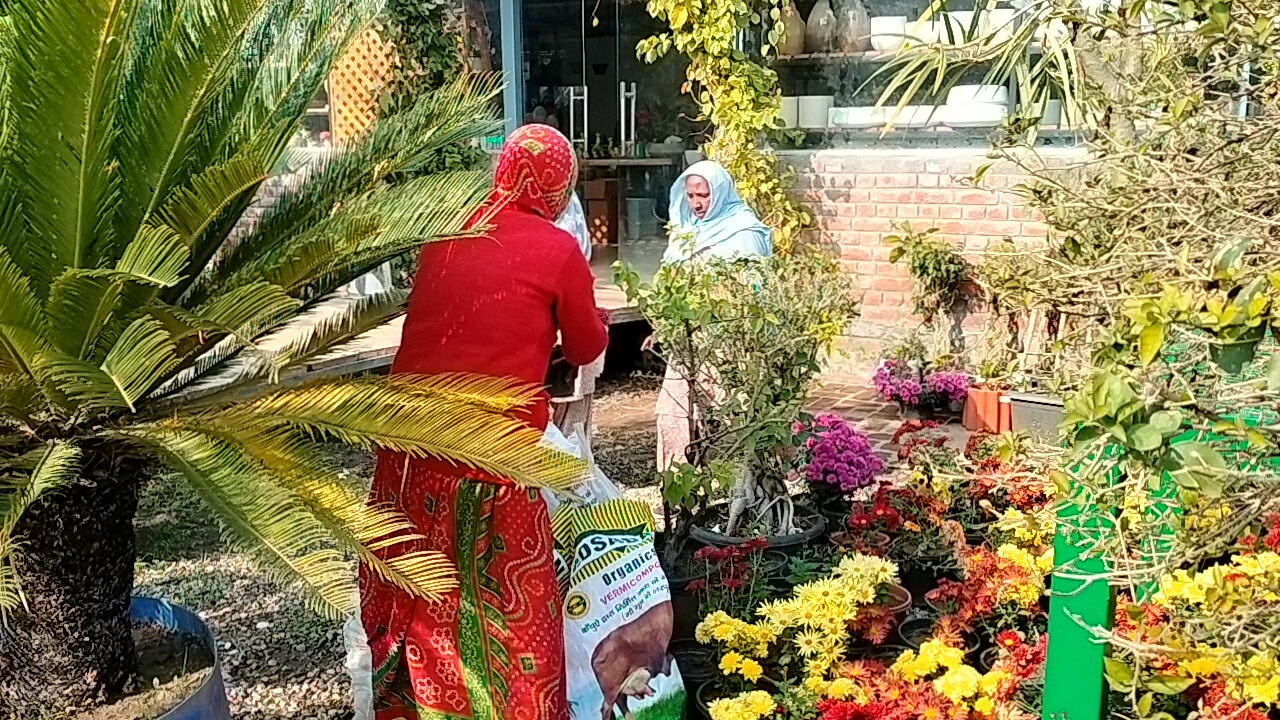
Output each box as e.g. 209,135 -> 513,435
131,373 -> 662,719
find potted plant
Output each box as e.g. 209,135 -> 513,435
964,357 -> 1015,432
0,5 -> 564,714
616,252 -> 860,561
693,553 -> 901,715
795,413 -> 886,527
924,368 -> 972,416
886,225 -> 980,356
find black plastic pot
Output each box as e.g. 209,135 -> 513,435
131,596 -> 230,720
671,639 -> 719,687
1210,325 -> 1266,374
847,643 -> 911,664
978,646 -> 1000,673
897,617 -> 981,657
688,503 -> 827,554
694,679 -> 778,719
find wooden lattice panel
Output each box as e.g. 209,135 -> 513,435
329,30 -> 393,144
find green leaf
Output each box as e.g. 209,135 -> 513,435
1266,351 -> 1280,391
1138,692 -> 1154,716
1146,674 -> 1195,695
1149,410 -> 1184,436
1104,657 -> 1136,686
116,224 -> 190,287
1138,324 -> 1165,365
1128,424 -> 1162,452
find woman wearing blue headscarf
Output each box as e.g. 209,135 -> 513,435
654,161 -> 773,471
662,160 -> 773,263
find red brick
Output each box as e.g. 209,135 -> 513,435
869,188 -> 916,204
841,245 -> 873,261
881,291 -> 908,307
918,205 -> 940,219
897,205 -> 920,218
916,173 -> 941,188
874,174 -> 918,188
872,276 -> 914,292
861,306 -> 904,321
956,190 -> 998,206
855,203 -> 878,217
850,217 -> 896,233
854,175 -> 877,189
818,217 -> 851,231
940,205 -> 964,219
1022,221 -> 1050,236
967,220 -> 1025,236
876,205 -> 898,218
853,260 -> 877,275
963,206 -> 986,220
985,206 -> 1009,220
917,190 -> 956,204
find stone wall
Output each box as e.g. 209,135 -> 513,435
781,146 -> 1083,355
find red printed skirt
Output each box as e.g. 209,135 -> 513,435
359,450 -> 568,720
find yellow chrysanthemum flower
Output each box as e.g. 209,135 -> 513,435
826,678 -> 859,700
933,665 -> 982,703
720,651 -> 743,675
738,658 -> 764,683
973,696 -> 996,715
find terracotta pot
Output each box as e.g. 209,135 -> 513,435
805,0 -> 837,52
963,386 -> 1010,432
833,0 -> 871,52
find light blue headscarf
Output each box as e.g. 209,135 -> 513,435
663,161 -> 772,264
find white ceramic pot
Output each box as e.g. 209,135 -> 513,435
780,96 -> 800,128
984,9 -> 1017,43
869,16 -> 908,52
1041,99 -> 1063,127
907,17 -> 940,44
946,84 -> 1009,105
829,106 -> 884,129
798,95 -> 836,128
885,104 -> 940,129
939,102 -> 1008,128
942,11 -> 974,43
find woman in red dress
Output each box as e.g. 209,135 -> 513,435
360,124 -> 608,720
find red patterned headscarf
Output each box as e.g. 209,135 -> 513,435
489,124 -> 578,220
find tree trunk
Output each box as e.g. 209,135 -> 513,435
0,448 -> 143,718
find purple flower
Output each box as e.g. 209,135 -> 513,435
925,370 -> 971,405
796,414 -> 885,493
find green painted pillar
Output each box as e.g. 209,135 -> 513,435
1042,493 -> 1115,720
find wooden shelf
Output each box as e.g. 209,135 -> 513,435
776,50 -> 901,65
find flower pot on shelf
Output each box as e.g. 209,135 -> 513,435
833,0 -> 872,52
779,0 -> 807,55
963,386 -> 1010,432
805,0 -> 838,52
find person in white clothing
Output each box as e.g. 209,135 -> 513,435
552,192 -> 606,436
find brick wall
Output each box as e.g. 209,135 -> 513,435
781,146 -> 1084,353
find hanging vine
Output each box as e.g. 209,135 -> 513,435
637,0 -> 810,252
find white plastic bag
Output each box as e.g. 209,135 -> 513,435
343,610 -> 373,720
540,424 -> 685,720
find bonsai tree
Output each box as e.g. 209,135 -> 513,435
0,0 -> 578,714
616,251 -> 859,556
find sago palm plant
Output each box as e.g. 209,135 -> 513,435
0,0 -> 579,715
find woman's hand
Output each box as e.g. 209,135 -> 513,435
641,335 -> 656,352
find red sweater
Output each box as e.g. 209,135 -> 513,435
392,206 -> 609,432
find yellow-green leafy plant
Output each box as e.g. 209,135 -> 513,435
636,0 -> 809,251
0,0 -> 579,714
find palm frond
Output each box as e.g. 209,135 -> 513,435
0,441 -> 81,618
181,420 -> 458,602
192,281 -> 301,343
0,246 -> 49,381
214,375 -> 586,490
259,289 -> 408,372
3,0 -> 130,284
0,375 -> 40,429
157,148 -> 271,245
117,225 -> 191,287
41,317 -> 177,412
115,426 -> 455,619
199,73 -> 501,302
228,170 -> 490,298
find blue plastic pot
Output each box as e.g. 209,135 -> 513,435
131,596 -> 231,720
